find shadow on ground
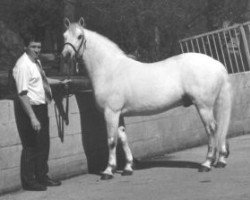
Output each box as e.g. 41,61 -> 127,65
134,159 -> 201,170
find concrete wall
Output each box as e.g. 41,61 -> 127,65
1,72 -> 250,194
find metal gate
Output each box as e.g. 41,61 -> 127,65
179,22 -> 250,74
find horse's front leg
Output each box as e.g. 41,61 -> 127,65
118,126 -> 133,176
101,109 -> 120,180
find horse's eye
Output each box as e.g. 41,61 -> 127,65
78,35 -> 83,40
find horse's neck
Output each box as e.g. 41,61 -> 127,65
83,46 -> 114,83
82,31 -> 124,88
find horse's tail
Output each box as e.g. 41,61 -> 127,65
214,74 -> 232,157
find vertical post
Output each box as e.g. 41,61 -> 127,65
201,37 -> 207,54
180,42 -> 184,53
196,38 -> 201,53
206,35 -> 213,58
191,40 -> 195,52
217,32 -> 227,68
223,31 -> 234,73
240,25 -> 250,68
185,41 -> 190,52
228,29 -> 240,72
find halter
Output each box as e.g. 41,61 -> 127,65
63,37 -> 86,59
63,37 -> 86,74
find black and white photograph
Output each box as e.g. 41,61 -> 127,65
0,0 -> 250,199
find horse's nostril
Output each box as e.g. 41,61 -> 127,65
66,54 -> 71,60
61,51 -> 70,60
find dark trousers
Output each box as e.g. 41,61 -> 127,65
15,100 -> 50,186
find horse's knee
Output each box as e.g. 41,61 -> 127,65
118,125 -> 125,133
210,121 -> 217,133
118,126 -> 127,144
108,137 -> 117,149
206,120 -> 217,135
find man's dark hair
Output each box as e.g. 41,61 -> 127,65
22,33 -> 42,47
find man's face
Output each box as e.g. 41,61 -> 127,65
26,41 -> 41,60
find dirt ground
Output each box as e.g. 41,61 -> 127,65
1,134 -> 250,200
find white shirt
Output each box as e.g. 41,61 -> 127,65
13,52 -> 46,105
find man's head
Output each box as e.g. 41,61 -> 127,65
23,34 -> 42,61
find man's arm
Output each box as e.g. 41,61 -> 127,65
47,77 -> 61,85
47,77 -> 71,85
18,91 -> 41,132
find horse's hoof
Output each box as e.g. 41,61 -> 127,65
198,165 -> 211,172
214,162 -> 226,168
112,167 -> 117,174
211,162 -> 217,167
121,170 -> 133,176
100,174 -> 114,180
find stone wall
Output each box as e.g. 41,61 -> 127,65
1,72 -> 250,194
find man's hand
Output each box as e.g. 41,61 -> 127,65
18,93 -> 41,133
60,79 -> 71,90
47,78 -> 71,86
61,79 -> 71,85
31,117 -> 41,132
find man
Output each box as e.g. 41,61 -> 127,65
13,33 -> 69,191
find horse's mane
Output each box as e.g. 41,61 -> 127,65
84,29 -> 126,56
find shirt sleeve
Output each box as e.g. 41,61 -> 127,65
13,63 -> 30,94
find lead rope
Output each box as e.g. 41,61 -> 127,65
54,104 -> 64,142
65,55 -> 80,125
65,58 -> 71,126
54,55 -> 76,143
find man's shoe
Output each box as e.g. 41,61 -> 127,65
39,176 -> 62,187
23,182 -> 47,191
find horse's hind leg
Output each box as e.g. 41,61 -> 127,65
118,125 -> 133,176
213,81 -> 232,168
196,106 -> 217,172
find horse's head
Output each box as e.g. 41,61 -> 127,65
62,17 -> 86,60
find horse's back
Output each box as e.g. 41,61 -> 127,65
169,53 -> 227,75
124,52 -> 228,93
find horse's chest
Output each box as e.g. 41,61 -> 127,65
94,89 -> 120,110
94,92 -> 108,108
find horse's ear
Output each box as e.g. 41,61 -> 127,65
79,17 -> 85,27
64,18 -> 70,29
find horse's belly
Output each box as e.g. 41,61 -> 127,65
122,93 -> 182,116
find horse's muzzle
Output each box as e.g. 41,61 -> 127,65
61,48 -> 73,60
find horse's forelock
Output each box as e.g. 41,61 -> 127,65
68,23 -> 84,36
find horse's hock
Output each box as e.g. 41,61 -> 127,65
0,72 -> 249,193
